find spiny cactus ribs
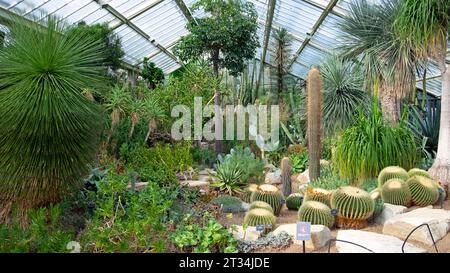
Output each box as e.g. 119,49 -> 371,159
381,178 -> 412,207
242,183 -> 258,203
250,184 -> 284,216
307,67 -> 322,182
378,166 -> 409,187
407,176 -> 439,207
304,187 -> 332,206
243,208 -> 276,227
407,168 -> 431,179
281,157 -> 292,197
298,201 -> 334,228
249,201 -> 274,213
286,193 -> 303,210
331,186 -> 374,229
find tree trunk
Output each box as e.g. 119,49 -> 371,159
379,80 -> 400,123
429,63 -> 450,195
212,49 -> 223,155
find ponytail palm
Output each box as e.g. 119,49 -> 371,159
0,17 -> 105,220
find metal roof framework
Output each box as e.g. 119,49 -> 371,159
0,0 -> 449,96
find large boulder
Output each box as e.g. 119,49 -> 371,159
336,230 -> 426,253
375,203 -> 407,225
265,170 -> 282,185
273,224 -> 331,250
231,225 -> 260,241
383,207 -> 450,246
296,169 -> 310,185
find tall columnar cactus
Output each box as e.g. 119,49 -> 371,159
407,176 -> 439,207
286,193 -> 304,210
304,187 -> 332,207
242,183 -> 258,203
378,166 -> 409,187
381,178 -> 412,207
408,168 -> 431,179
250,184 -> 284,215
298,201 -> 334,228
243,208 -> 276,227
281,157 -> 292,197
249,201 -> 274,214
330,186 -> 375,229
307,67 -> 322,182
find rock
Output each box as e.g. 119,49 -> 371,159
231,225 -> 260,241
297,169 -> 310,185
199,169 -> 216,176
198,175 -> 213,182
298,183 -> 310,193
273,224 -> 331,250
376,203 -> 407,225
241,202 -> 251,211
336,230 -> 426,253
180,180 -> 210,193
265,170 -> 282,184
383,207 -> 450,246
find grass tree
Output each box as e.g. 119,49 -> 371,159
104,85 -> 131,142
142,94 -> 166,144
0,17 -> 105,223
394,0 -> 450,191
269,28 -> 293,103
338,0 -> 417,123
174,0 -> 259,154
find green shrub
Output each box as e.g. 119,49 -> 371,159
192,147 -> 217,167
211,195 -> 245,213
289,151 -> 309,174
335,102 -> 416,184
217,146 -> 265,184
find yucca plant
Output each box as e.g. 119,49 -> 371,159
142,93 -> 166,143
0,17 -> 105,222
128,99 -> 144,139
212,163 -> 245,196
105,85 -> 131,137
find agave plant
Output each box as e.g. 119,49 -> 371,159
0,17 -> 105,221
142,93 -> 166,143
407,102 -> 440,156
211,163 -> 245,196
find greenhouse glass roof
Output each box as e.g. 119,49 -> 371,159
0,0 -> 449,97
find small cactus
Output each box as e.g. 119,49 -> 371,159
330,186 -> 374,229
281,157 -> 292,197
286,193 -> 303,210
304,187 -> 332,206
250,184 -> 284,215
408,168 -> 431,179
307,67 -> 322,182
381,178 -> 412,207
249,201 -> 274,214
298,201 -> 334,228
407,176 -> 439,207
243,208 -> 276,227
378,166 -> 409,187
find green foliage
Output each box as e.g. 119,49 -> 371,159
212,195 -> 245,213
380,178 -> 412,207
335,102 -> 416,184
331,186 -> 374,228
192,147 -> 217,167
0,205 -> 75,253
250,185 -> 284,216
80,171 -> 177,252
378,166 -> 410,188
141,57 -> 164,89
67,21 -> 124,70
173,0 -> 259,76
0,17 -> 104,210
286,193 -> 303,210
407,103 -> 440,156
307,67 -> 322,181
170,213 -> 237,253
248,201 -> 274,214
310,164 -> 350,190
407,176 -> 439,206
243,208 -> 276,228
289,151 -> 308,174
361,179 -> 378,193
320,53 -> 369,136
212,162 -> 245,196
217,146 -> 265,184
297,201 -> 334,228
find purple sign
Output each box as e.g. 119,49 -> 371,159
296,222 -> 311,241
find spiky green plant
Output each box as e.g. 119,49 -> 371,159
369,189 -> 384,222
211,162 -> 245,196
250,184 -> 284,216
142,93 -> 166,143
243,208 -> 276,227
408,168 -> 431,179
286,193 -> 303,210
280,157 -> 292,197
381,179 -> 412,206
297,201 -> 334,228
378,166 -> 410,187
269,28 -> 292,102
335,102 -> 416,185
249,201 -> 274,214
241,184 -> 258,203
307,67 -> 322,181
330,186 -> 374,229
304,187 -> 332,207
320,53 -> 369,136
0,17 -> 105,220
407,176 -> 439,206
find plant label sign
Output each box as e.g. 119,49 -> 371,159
296,222 -> 311,241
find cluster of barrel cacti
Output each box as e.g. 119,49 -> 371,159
249,201 -> 274,214
381,178 -> 412,206
297,201 -> 334,228
250,184 -> 284,215
377,166 -> 410,188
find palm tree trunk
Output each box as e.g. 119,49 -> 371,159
379,80 -> 400,123
429,63 -> 450,195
